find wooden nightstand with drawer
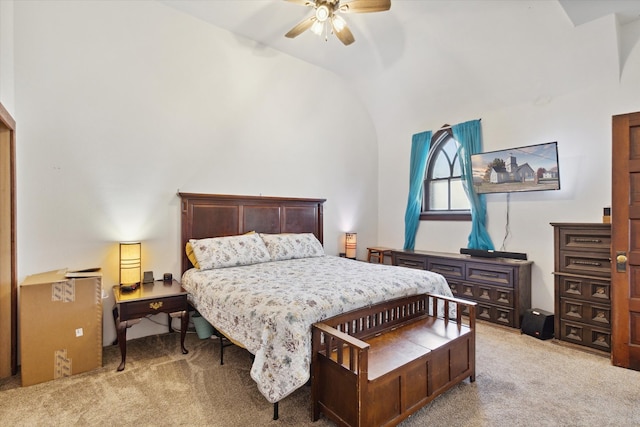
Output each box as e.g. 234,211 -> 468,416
112,279 -> 188,371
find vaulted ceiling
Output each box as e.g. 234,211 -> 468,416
160,0 -> 640,123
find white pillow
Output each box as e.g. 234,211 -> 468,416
259,233 -> 325,261
189,233 -> 271,270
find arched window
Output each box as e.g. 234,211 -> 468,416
421,129 -> 471,221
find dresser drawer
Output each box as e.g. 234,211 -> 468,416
466,264 -> 513,287
458,282 -> 476,299
557,251 -> 611,277
394,254 -> 427,270
558,227 -> 611,253
427,270 -> 514,317
560,298 -> 611,328
476,303 -> 514,327
558,276 -> 610,303
476,284 -> 514,308
119,294 -> 187,319
560,320 -> 611,351
427,258 -> 464,281
448,280 -> 462,298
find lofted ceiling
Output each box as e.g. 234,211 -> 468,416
159,0 -> 640,123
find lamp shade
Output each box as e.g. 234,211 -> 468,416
119,242 -> 141,287
345,232 -> 357,259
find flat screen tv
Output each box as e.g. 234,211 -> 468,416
471,141 -> 560,194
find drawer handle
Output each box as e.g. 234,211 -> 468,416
403,261 -> 419,267
478,272 -> 499,278
437,266 -> 455,271
572,260 -> 602,267
149,301 -> 163,310
574,238 -> 602,243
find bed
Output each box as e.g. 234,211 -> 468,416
178,193 -> 453,411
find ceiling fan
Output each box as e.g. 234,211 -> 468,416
284,0 -> 391,46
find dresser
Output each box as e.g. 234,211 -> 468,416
392,250 -> 532,328
551,223 -> 612,352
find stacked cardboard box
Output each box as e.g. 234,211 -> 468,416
19,269 -> 102,386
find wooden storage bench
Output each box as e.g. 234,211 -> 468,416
311,293 -> 476,427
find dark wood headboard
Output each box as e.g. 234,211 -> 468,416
179,193 -> 326,274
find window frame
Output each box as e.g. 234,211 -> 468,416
420,128 -> 472,222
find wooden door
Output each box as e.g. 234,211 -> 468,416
612,111 -> 640,370
0,102 -> 16,377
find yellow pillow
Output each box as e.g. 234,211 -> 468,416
185,242 -> 200,269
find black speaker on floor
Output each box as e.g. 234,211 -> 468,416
521,308 -> 554,340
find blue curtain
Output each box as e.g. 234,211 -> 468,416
452,120 -> 495,250
403,131 -> 432,250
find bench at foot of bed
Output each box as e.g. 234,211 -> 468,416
311,293 -> 476,427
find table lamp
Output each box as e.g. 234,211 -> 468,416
119,242 -> 141,292
345,232 -> 357,260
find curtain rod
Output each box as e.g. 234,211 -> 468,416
436,118 -> 482,131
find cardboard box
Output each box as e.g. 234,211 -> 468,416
19,269 -> 102,386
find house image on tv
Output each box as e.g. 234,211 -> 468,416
489,154 -> 536,183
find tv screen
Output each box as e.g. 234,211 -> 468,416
471,141 -> 560,194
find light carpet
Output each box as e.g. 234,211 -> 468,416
1,322 -> 639,426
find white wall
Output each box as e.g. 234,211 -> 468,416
12,1 -> 379,345
0,0 -> 14,113
377,17 -> 640,312
8,0 -> 640,348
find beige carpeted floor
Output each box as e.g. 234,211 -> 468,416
1,322 -> 639,426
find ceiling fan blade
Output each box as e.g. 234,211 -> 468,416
283,0 -> 316,6
331,17 -> 355,45
339,0 -> 391,13
285,16 -> 316,38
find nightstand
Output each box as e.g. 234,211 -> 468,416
366,247 -> 393,264
112,279 -> 188,371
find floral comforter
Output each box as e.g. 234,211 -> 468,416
181,255 -> 452,403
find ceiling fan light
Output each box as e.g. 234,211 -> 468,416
311,20 -> 324,36
332,15 -> 346,32
315,5 -> 330,22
